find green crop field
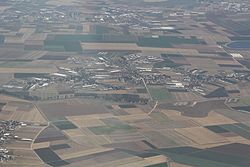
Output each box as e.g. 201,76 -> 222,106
166,153 -> 238,167
219,124 -> 250,139
53,120 -> 78,130
88,124 -> 135,135
137,36 -> 205,48
145,163 -> 168,167
205,125 -> 230,133
0,61 -> 28,68
149,87 -> 173,101
14,73 -> 48,78
190,150 -> 250,167
150,112 -> 171,122
153,59 -> 180,68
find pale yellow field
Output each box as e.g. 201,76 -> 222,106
63,128 -> 91,137
5,28 -> 35,44
25,51 -> 48,59
71,135 -> 111,146
141,47 -> 200,55
32,142 -> 50,150
66,113 -> 113,120
59,147 -> 114,160
123,108 -> 145,115
118,114 -> 151,122
0,94 -> 28,102
190,111 -> 237,126
175,127 -> 228,145
90,157 -> 143,167
68,117 -> 106,127
4,104 -> 46,124
118,155 -> 167,167
159,129 -> 194,145
173,92 -> 203,101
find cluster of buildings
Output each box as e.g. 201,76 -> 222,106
0,46 -> 249,101
91,6 -> 182,35
0,120 -> 26,162
167,67 -> 250,97
0,1 -> 81,26
0,55 -> 135,101
93,7 -> 149,27
199,0 -> 250,13
110,52 -> 250,99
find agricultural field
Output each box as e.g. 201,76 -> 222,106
1,0 -> 250,166
2,91 -> 250,167
148,87 -> 173,101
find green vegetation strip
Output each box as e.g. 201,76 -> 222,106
153,59 -> 180,68
148,87 -> 173,101
89,124 -> 135,135
119,104 -> 137,108
150,112 -> 171,122
137,36 -> 205,48
205,125 -> 230,133
14,73 -> 48,78
53,120 -> 77,130
190,150 -> 250,167
0,61 -> 28,68
219,124 -> 250,139
89,118 -> 136,135
166,153 -> 238,167
150,145 -> 250,167
145,163 -> 168,167
44,34 -> 206,53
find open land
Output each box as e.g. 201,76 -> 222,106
0,0 -> 250,166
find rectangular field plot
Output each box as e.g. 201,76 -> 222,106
34,125 -> 67,143
205,125 -> 230,133
157,144 -> 250,166
219,123 -> 250,139
104,140 -> 152,152
53,120 -> 78,130
166,152 -> 240,167
34,147 -> 69,166
108,132 -> 145,143
145,163 -> 168,167
159,146 -> 201,155
88,117 -> 137,135
137,88 -> 147,93
0,48 -> 30,59
119,104 -> 137,108
0,102 -> 6,111
14,73 -> 48,79
38,55 -> 69,60
149,112 -> 171,122
234,123 -> 250,131
149,87 -> 173,101
232,106 -> 250,113
102,117 -> 130,127
38,100 -> 109,121
190,150 -> 250,167
174,127 -> 226,145
50,144 -> 71,151
143,131 -> 179,148
208,143 -> 250,158
68,118 -> 106,128
0,61 -> 30,68
137,36 -> 205,48
88,124 -> 135,135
